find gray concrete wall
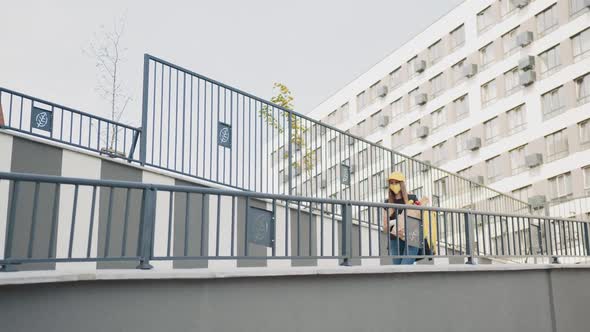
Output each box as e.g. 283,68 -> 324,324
0,267 -> 589,332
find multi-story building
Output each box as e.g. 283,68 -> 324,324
309,0 -> 590,218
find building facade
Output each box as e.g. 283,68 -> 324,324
310,0 -> 590,217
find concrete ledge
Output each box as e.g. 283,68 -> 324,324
1,263 -> 589,286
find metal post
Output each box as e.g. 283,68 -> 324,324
340,203 -> 352,266
139,54 -> 150,166
287,111 -> 293,196
584,223 -> 590,256
464,212 -> 476,265
137,187 -> 157,270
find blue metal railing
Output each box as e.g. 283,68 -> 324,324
0,87 -> 141,162
0,172 -> 588,271
138,54 -> 532,216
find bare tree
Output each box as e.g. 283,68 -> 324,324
84,13 -> 131,154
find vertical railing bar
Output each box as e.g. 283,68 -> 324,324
184,192 -> 190,257
200,194 -> 206,257
174,70 -> 179,171
215,194 -> 221,257
86,185 -> 97,258
231,196 -> 236,256
121,188 -> 132,257
245,196 -> 250,256
271,198 -> 277,257
320,202 -> 324,257
297,200 -> 301,257
181,72 -> 186,173
167,191 -> 173,257
104,187 -> 114,258
27,182 -> 41,258
67,184 -> 79,259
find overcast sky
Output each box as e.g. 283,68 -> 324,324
1,0 -> 463,125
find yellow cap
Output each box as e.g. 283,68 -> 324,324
388,172 -> 405,182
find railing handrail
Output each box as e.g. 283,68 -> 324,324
0,87 -> 140,131
144,54 -> 530,208
0,171 -> 582,223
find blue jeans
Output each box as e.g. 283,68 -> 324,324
389,238 -> 419,265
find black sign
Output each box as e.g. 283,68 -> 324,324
217,122 -> 232,148
247,206 -> 273,247
31,106 -> 53,133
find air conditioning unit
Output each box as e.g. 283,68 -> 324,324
377,85 -> 388,98
415,93 -> 428,106
511,0 -> 530,8
320,179 -> 327,189
528,195 -> 546,210
525,153 -> 543,168
469,175 -> 484,185
467,137 -> 482,151
519,71 -> 536,86
415,60 -> 427,73
420,160 -> 431,172
376,115 -> 390,128
517,31 -> 534,47
518,56 -> 535,71
463,64 -> 478,78
417,125 -> 429,139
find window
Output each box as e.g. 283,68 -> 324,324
372,171 -> 385,192
455,130 -> 470,156
434,177 -> 448,198
358,148 -> 368,168
410,120 -> 421,141
359,178 -> 369,200
431,107 -> 446,132
504,67 -> 520,94
549,173 -> 572,199
390,98 -> 403,119
570,0 -> 589,16
575,73 -> 590,104
369,81 -> 382,101
502,27 -> 519,55
477,6 -> 495,32
408,88 -> 419,109
481,79 -> 497,106
356,91 -> 367,110
432,141 -> 447,166
486,155 -> 502,182
450,24 -> 465,50
454,94 -> 469,119
452,59 -> 466,84
328,138 -> 337,157
480,43 -> 495,68
500,0 -> 517,17
541,86 -> 565,119
391,129 -> 404,150
485,117 -> 500,144
389,67 -> 402,88
536,4 -> 558,36
509,145 -> 527,175
584,166 -> 590,189
579,119 -> 590,144
539,45 -> 561,77
430,73 -> 445,98
545,129 -> 569,161
408,57 -> 419,78
572,28 -> 590,61
507,105 -> 526,135
428,40 -> 444,64
512,186 -> 532,204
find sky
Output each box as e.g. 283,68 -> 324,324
0,0 -> 464,126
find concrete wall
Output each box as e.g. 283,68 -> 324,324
0,266 -> 588,332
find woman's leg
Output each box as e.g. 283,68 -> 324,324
400,245 -> 419,265
389,238 -> 404,265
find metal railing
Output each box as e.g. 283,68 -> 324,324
539,195 -> 590,221
1,172 -> 588,271
138,54 -> 531,216
0,87 -> 141,162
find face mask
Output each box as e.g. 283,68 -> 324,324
390,183 -> 401,194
